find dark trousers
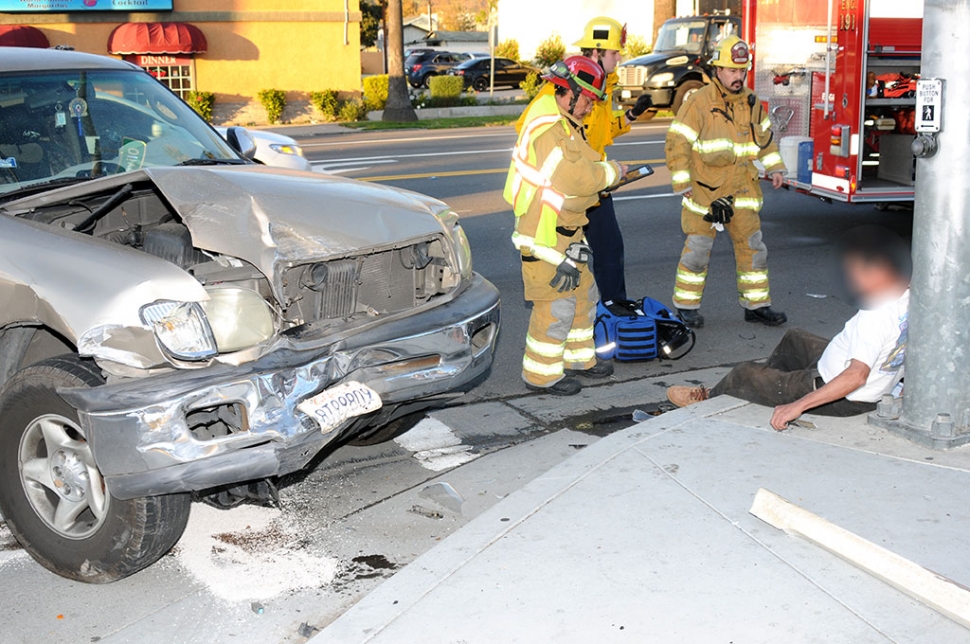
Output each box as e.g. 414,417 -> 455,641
584,195 -> 626,303
711,329 -> 878,417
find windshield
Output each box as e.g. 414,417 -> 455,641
654,20 -> 709,54
0,68 -> 241,196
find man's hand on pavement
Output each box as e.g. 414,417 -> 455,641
770,402 -> 804,431
770,172 -> 784,189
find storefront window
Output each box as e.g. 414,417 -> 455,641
125,55 -> 195,98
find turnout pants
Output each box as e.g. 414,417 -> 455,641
521,257 -> 599,387
673,206 -> 771,311
711,329 -> 877,417
583,194 -> 627,303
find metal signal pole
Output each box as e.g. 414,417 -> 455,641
871,0 -> 970,448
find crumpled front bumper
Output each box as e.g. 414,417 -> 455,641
60,275 -> 500,500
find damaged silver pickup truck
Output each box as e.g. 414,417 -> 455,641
0,49 -> 499,582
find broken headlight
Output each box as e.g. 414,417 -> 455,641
452,222 -> 473,279
201,288 -> 276,352
140,301 -> 218,361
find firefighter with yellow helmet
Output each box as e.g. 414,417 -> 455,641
506,57 -> 628,396
665,35 -> 788,328
517,17 -> 654,306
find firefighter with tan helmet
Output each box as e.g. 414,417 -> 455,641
665,35 -> 788,329
517,17 -> 654,305
506,57 -> 628,396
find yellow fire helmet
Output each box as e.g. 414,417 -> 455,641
574,17 -> 627,52
710,35 -> 751,69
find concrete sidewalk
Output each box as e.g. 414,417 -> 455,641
313,397 -> 970,644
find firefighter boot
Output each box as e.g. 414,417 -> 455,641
526,376 -> 583,396
745,307 -> 788,327
677,308 -> 705,328
566,359 -> 615,379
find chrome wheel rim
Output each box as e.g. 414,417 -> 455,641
18,414 -> 109,540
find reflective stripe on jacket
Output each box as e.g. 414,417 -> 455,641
665,78 -> 786,208
505,93 -> 621,257
515,71 -> 631,160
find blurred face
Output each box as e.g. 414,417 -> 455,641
843,256 -> 899,307
572,92 -> 595,119
715,66 -> 747,93
595,49 -> 623,74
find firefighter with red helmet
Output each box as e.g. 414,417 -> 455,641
665,36 -> 788,328
505,57 -> 627,396
517,17 -> 654,305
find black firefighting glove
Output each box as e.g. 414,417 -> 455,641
703,196 -> 735,225
627,94 -> 654,120
549,259 -> 582,292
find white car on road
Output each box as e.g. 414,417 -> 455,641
217,127 -> 312,171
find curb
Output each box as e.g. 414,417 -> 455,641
366,104 -> 527,121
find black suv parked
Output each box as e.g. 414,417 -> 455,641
406,51 -> 474,89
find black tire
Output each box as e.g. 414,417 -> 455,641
422,73 -> 437,89
472,76 -> 489,92
672,79 -> 705,113
0,356 -> 191,583
347,411 -> 426,447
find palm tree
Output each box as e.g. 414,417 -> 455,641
383,0 -> 418,122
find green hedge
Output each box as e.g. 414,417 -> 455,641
185,90 -> 215,122
338,98 -> 369,122
362,75 -> 389,111
257,89 -> 286,124
520,72 -> 543,100
310,89 -> 340,120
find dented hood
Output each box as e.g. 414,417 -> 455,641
142,167 -> 450,290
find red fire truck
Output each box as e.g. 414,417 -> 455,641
742,0 -> 923,203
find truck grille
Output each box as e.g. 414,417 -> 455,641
283,238 -> 459,325
617,65 -> 646,87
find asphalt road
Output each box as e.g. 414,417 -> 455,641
0,122 -> 917,644
297,122 -> 914,402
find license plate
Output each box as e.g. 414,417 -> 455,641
298,382 -> 383,434
621,90 -> 632,99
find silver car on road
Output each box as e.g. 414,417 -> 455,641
0,48 -> 499,583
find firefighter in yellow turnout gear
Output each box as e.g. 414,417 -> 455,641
506,57 -> 626,396
516,17 -> 654,304
665,36 -> 788,329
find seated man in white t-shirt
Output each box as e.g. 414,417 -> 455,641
666,226 -> 910,430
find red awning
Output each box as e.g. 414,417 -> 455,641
107,22 -> 207,55
0,25 -> 50,48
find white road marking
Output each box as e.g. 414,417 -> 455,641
395,417 -> 479,472
611,140 -> 665,147
613,193 -> 680,202
301,132 -> 518,148
310,159 -> 397,168
323,148 -> 512,164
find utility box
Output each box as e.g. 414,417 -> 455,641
878,134 -> 917,186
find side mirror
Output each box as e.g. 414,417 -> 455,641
226,126 -> 257,160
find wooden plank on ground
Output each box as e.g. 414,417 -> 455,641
750,488 -> 970,630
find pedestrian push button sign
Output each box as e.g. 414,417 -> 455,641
916,79 -> 943,133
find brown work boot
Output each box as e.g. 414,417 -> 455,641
666,385 -> 710,408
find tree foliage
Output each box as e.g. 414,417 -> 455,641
623,34 -> 652,59
361,0 -> 387,48
495,39 -> 519,62
534,33 -> 566,68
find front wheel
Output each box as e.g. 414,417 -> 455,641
0,356 -> 191,583
672,80 -> 705,113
